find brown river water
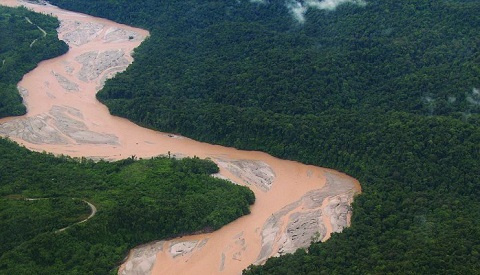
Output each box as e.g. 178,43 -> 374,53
0,1 -> 361,274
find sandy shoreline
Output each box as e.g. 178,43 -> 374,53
0,1 -> 361,274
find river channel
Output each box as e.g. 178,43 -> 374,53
0,1 -> 361,274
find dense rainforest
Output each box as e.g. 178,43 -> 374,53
0,5 -> 68,117
0,4 -> 256,274
0,138 -> 254,274
45,0 -> 480,273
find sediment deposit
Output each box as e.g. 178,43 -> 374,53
0,1 -> 361,274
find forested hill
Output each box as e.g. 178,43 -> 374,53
47,0 -> 480,273
0,5 -> 68,117
0,138 -> 254,273
50,0 -> 479,116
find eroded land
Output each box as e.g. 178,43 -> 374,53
0,1 -> 361,274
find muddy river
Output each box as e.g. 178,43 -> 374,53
0,1 -> 361,274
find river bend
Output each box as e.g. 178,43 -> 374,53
0,1 -> 361,274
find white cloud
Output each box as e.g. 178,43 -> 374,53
287,1 -> 308,23
308,0 -> 366,10
467,87 -> 480,106
249,0 -> 268,4
286,0 -> 367,23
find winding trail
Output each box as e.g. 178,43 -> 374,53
57,199 -> 97,232
23,197 -> 97,232
0,1 -> 361,274
25,16 -> 47,47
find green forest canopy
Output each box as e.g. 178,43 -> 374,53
0,138 -> 254,274
0,5 -> 67,117
0,5 -> 255,274
46,0 -> 480,273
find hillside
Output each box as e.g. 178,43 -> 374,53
16,0 -> 480,273
0,138 -> 254,274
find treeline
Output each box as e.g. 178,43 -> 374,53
0,138 -> 254,273
40,0 -> 480,273
0,5 -> 68,117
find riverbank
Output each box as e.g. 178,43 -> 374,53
0,1 -> 360,274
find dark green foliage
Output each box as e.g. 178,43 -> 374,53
0,138 -> 254,273
0,83 -> 25,117
0,198 -> 90,255
0,6 -> 68,118
13,0 -> 480,273
49,0 -> 480,116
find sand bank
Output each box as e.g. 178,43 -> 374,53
0,1 -> 361,274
